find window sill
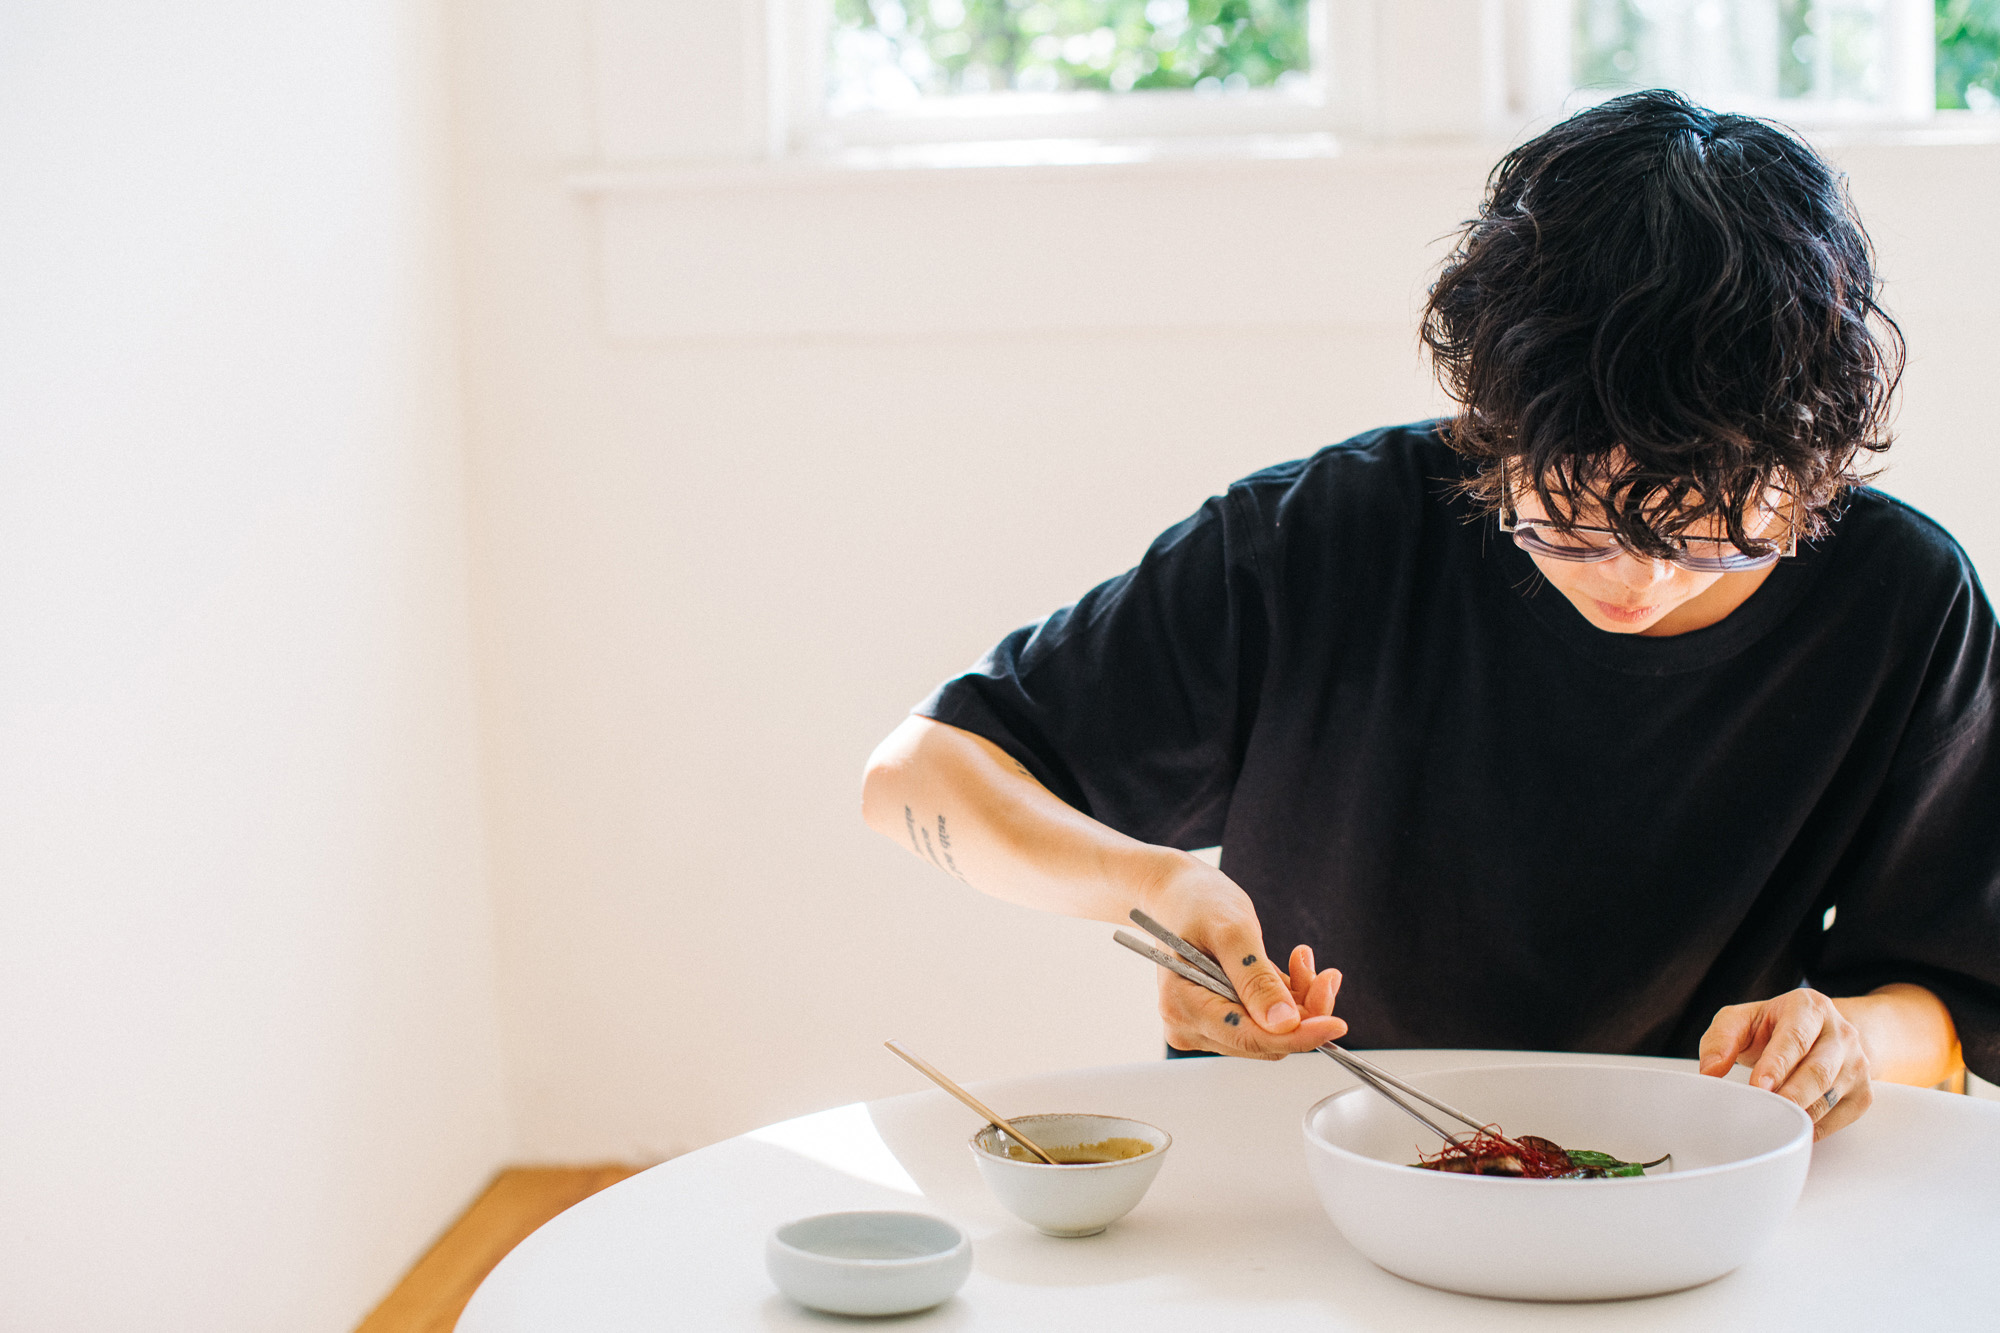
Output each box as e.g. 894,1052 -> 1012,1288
564,115 -> 2000,198
1808,111 -> 2000,148
567,132 -> 1479,197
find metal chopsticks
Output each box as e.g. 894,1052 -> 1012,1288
1114,909 -> 1504,1148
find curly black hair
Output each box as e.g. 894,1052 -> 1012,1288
1421,89 -> 1904,557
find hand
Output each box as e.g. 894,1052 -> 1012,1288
1140,855 -> 1347,1060
1698,988 -> 1873,1139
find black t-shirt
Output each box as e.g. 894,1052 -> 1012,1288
918,421 -> 2000,1081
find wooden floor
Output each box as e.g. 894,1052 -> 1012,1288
355,1165 -> 647,1333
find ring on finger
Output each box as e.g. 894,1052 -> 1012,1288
1820,1089 -> 1839,1115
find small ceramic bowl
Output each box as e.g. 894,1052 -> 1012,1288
765,1211 -> 972,1316
969,1112 -> 1172,1237
1301,1063 -> 1812,1301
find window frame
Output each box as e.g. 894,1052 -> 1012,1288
777,0 -> 1369,153
1537,0 -> 1940,127
768,0 -> 1959,161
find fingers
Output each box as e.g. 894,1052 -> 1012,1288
1707,989 -> 1874,1141
1766,997 -> 1871,1141
1286,947 -> 1341,1019
1697,1002 -> 1760,1078
1154,966 -> 1346,1059
1207,922 -> 1298,1032
1305,968 -> 1341,1018
1137,865 -> 1346,1060
1748,993 -> 1823,1095
1772,1021 -> 1842,1110
1288,945 -> 1313,1002
1812,1079 -> 1873,1140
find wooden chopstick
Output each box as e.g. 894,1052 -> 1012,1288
883,1040 -> 1062,1164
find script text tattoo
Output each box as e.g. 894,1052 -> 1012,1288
907,806 -> 968,883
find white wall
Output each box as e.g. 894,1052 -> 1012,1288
0,4 -> 511,1330
451,0 -> 2000,1162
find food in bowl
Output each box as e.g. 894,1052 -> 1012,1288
1302,1063 -> 1812,1300
970,1112 -> 1171,1237
1413,1129 -> 1670,1178
992,1135 -> 1154,1164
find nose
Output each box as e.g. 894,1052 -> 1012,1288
1601,551 -> 1677,592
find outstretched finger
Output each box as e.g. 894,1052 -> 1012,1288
1698,1002 -> 1761,1078
1303,967 -> 1341,1019
1288,945 -> 1315,1002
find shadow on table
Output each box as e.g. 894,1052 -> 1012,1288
861,1088 -> 1393,1312
752,1288 -> 972,1320
755,1293 -> 974,1329
858,1082 -> 1729,1329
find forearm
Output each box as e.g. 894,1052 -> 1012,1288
864,715 -> 1346,1053
861,715 -> 1191,924
1833,983 -> 1963,1087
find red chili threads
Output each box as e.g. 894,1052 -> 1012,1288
1415,1128 -> 1575,1178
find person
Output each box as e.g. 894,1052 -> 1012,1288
860,90 -> 1997,1139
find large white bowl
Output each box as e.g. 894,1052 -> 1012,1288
1301,1063 -> 1812,1301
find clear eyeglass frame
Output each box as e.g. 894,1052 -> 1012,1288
1497,472 -> 1798,574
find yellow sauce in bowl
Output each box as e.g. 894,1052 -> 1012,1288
996,1136 -> 1155,1164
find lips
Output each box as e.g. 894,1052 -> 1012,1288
1592,599 -> 1661,624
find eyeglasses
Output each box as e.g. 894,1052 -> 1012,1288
1498,473 -> 1797,574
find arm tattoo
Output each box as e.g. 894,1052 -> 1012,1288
935,815 -> 965,880
917,822 -> 968,883
1242,955 -> 1258,967
905,806 -> 968,883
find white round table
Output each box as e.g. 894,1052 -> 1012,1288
457,1051 -> 2000,1330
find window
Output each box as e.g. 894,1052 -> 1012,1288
1564,1 -> 1999,119
827,0 -> 1318,108
1937,0 -> 2000,110
787,0 -> 1341,151
778,0 -> 1999,156
1566,0 -> 1934,122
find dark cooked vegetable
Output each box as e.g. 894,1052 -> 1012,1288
1412,1128 -> 1670,1179
1558,1149 -> 1671,1177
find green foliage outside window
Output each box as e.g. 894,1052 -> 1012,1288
828,1 -> 1994,113
1938,0 -> 2000,110
1571,0 -> 1642,89
1575,1 -> 1997,111
827,0 -> 1311,110
1772,0 -> 1881,101
1574,1 -> 1883,103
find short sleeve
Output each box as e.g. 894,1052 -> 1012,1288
915,490 -> 1270,851
1809,572 -> 2000,1083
